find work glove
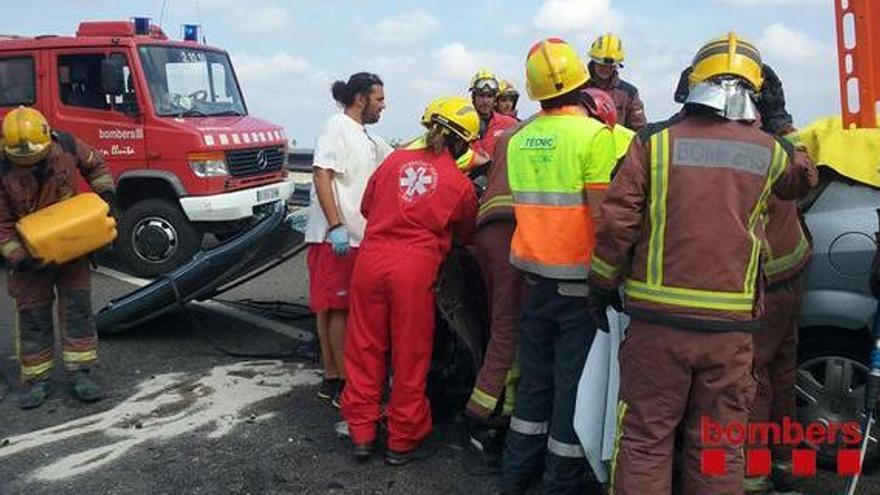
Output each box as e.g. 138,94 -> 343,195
100,190 -> 119,220
586,284 -> 623,333
327,225 -> 350,256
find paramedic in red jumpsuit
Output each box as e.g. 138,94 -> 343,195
341,96 -> 479,465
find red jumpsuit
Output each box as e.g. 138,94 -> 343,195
341,144 -> 478,452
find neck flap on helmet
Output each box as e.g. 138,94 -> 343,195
685,77 -> 759,122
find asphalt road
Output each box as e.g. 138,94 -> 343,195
0,253 -> 878,494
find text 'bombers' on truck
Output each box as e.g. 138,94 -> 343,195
0,19 -> 295,277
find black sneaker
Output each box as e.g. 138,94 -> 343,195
352,440 -> 376,462
318,378 -> 341,401
18,380 -> 51,409
385,437 -> 437,466
467,417 -> 504,467
332,380 -> 346,409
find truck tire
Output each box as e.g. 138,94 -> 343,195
797,329 -> 879,468
116,198 -> 201,278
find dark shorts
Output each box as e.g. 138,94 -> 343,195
307,243 -> 359,312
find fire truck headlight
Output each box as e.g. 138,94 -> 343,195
187,152 -> 229,177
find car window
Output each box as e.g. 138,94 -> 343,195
0,57 -> 36,106
58,53 -> 109,110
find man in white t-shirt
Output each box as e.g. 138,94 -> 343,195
305,72 -> 393,406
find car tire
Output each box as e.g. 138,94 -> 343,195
797,330 -> 879,468
116,198 -> 201,278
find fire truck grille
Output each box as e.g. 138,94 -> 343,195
225,147 -> 286,176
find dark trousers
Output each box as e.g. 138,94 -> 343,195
467,220 -> 525,421
8,258 -> 97,382
502,276 -> 596,495
749,277 -> 802,462
611,320 -> 756,495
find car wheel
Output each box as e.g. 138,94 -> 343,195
116,198 -> 201,278
797,330 -> 879,466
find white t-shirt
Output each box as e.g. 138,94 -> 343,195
304,112 -> 393,246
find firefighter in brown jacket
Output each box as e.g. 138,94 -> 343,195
586,33 -> 647,131
674,62 -> 813,493
465,116 -> 530,466
585,34 -> 817,495
0,107 -> 116,409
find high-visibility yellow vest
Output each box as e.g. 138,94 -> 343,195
507,109 -> 616,279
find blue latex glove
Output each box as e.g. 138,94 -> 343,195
871,348 -> 880,371
328,225 -> 350,256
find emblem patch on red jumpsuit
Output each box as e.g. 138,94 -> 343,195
398,161 -> 438,202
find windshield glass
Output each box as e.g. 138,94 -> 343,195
138,45 -> 247,117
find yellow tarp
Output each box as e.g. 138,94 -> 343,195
792,116 -> 880,188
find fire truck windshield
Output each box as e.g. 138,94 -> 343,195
138,45 -> 247,117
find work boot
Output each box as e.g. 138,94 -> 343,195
385,436 -> 437,466
743,475 -> 773,494
71,369 -> 102,402
17,380 -> 51,409
770,461 -> 802,494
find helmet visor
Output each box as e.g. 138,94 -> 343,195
471,77 -> 499,93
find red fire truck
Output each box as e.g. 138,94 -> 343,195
0,19 -> 294,277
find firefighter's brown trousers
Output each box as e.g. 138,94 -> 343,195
611,320 -> 757,495
467,220 -> 524,421
749,277 -> 802,462
8,258 -> 97,382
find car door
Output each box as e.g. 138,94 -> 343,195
50,48 -> 147,188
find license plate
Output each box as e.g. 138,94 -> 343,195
257,187 -> 280,203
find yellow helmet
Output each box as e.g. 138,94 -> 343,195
498,80 -> 519,98
2,106 -> 51,166
421,96 -> 450,128
469,68 -> 500,93
430,96 -> 480,142
525,38 -> 589,101
589,33 -> 625,66
689,32 -> 764,91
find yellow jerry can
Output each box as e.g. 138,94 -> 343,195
15,192 -> 117,264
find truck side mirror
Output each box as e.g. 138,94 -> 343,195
100,59 -> 125,96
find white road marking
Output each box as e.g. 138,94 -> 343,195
0,361 -> 321,481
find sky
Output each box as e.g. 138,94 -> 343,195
3,0 -> 839,147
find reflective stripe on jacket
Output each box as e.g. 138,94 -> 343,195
507,107 -> 616,280
589,110 -> 817,329
477,118 -> 532,227
763,194 -> 811,285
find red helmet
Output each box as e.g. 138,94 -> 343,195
580,88 -> 617,128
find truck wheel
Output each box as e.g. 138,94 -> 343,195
116,198 -> 201,278
797,330 -> 879,467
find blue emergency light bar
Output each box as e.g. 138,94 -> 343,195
132,17 -> 151,35
182,24 -> 201,42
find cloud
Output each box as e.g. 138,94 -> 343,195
231,51 -> 335,147
716,0 -> 824,5
372,11 -> 440,44
758,23 -> 838,124
231,5 -> 291,34
533,0 -> 623,35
